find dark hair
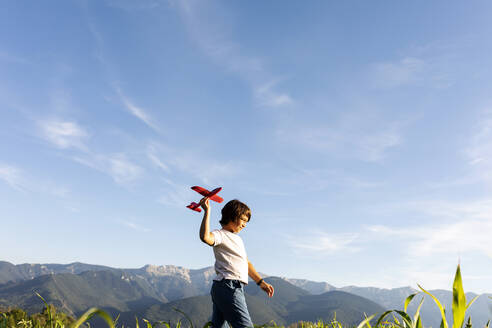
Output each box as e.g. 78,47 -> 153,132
220,199 -> 251,226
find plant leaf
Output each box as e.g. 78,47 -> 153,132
466,295 -> 479,310
418,284 -> 448,328
173,308 -> 194,328
375,310 -> 394,328
356,314 -> 376,328
412,296 -> 425,328
452,264 -> 467,328
70,308 -> 114,328
404,293 -> 418,312
394,310 -> 413,328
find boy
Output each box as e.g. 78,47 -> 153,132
199,198 -> 274,328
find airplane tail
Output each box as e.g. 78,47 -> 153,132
186,202 -> 202,212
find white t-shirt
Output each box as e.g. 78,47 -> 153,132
211,229 -> 249,284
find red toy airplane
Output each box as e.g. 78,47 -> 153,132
187,186 -> 223,212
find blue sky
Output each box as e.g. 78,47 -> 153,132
1,0 -> 492,294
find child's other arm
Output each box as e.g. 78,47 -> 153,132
199,198 -> 215,246
248,261 -> 274,297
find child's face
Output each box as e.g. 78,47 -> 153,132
230,214 -> 249,233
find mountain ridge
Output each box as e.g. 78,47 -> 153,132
1,260 -> 491,328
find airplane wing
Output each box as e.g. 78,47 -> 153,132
191,186 -> 223,202
191,186 -> 210,197
209,194 -> 223,203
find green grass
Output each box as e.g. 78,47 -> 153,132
1,265 -> 490,328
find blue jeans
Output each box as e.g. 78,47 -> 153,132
210,279 -> 253,328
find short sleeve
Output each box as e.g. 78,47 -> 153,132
211,229 -> 223,246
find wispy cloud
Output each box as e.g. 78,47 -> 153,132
158,178 -> 195,207
0,164 -> 26,191
369,44 -> 458,89
73,153 -> 143,185
175,0 -> 292,108
84,12 -> 161,133
146,141 -> 241,185
289,231 -> 360,254
276,113 -> 402,162
116,87 -> 161,132
371,57 -> 425,88
366,218 -> 492,292
37,117 -> 143,186
38,120 -> 89,150
0,163 -> 69,196
367,197 -> 492,260
147,145 -> 170,173
254,80 -> 293,108
465,110 -> 492,181
121,220 -> 151,232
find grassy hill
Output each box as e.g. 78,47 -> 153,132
0,271 -> 164,316
113,277 -> 384,328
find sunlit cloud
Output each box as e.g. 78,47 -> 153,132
367,198 -> 492,260
38,120 -> 89,150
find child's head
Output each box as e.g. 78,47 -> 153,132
220,199 -> 251,227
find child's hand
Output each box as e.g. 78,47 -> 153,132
260,281 -> 274,298
199,197 -> 210,212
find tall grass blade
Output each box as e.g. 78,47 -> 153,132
156,321 -> 171,328
356,314 -> 375,328
393,314 -> 401,326
394,310 -> 413,328
173,308 -> 194,328
404,293 -> 418,312
1,313 -> 7,328
418,284 -> 448,328
375,310 -> 393,328
452,264 -> 467,328
70,308 -> 114,328
143,318 -> 153,328
466,295 -> 479,310
35,292 -> 54,328
412,296 -> 425,328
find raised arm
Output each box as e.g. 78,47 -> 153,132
199,198 -> 215,246
248,260 -> 274,297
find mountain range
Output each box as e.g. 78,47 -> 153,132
0,261 -> 490,327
